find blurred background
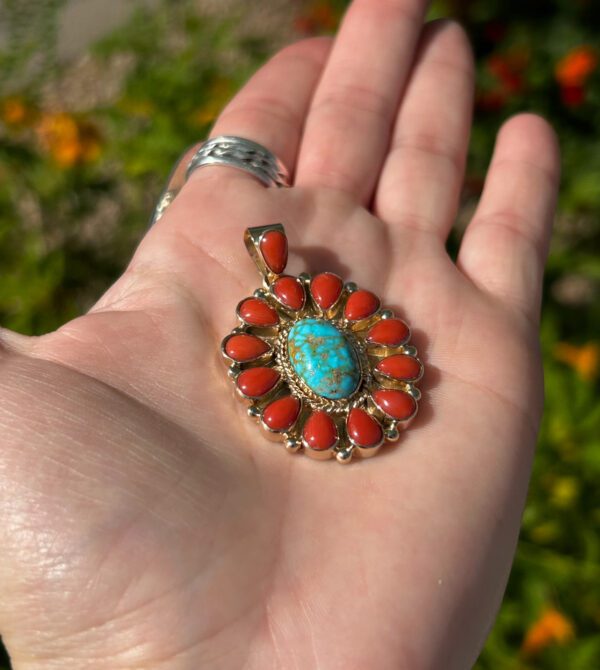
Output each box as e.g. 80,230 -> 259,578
0,0 -> 598,667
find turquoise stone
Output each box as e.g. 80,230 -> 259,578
287,318 -> 360,399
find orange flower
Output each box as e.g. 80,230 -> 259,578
522,607 -> 575,656
36,112 -> 102,168
295,1 -> 340,35
556,46 -> 597,87
1,96 -> 36,128
554,341 -> 599,381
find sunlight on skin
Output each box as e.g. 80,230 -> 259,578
0,2 -> 559,668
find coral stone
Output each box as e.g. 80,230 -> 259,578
239,298 -> 279,327
303,411 -> 338,450
224,334 -> 269,362
344,290 -> 380,321
273,276 -> 305,311
310,272 -> 343,310
260,230 -> 288,274
263,395 -> 301,432
236,367 -> 280,398
288,318 -> 360,400
376,354 -> 422,381
347,408 -> 383,448
367,319 -> 410,347
373,389 -> 416,421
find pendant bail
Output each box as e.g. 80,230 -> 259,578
244,224 -> 288,282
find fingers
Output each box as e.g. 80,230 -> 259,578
374,20 -> 474,240
153,37 -> 332,222
106,38 -> 333,315
295,0 -> 430,203
149,37 -> 331,230
457,114 -> 560,321
187,36 -> 332,188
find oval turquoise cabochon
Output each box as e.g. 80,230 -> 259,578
287,318 -> 361,400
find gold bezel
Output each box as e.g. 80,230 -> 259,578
275,319 -> 371,415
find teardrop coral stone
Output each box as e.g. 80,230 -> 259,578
344,290 -> 380,321
273,276 -> 305,310
310,272 -> 343,310
372,389 -> 416,421
260,230 -> 288,274
236,367 -> 280,398
239,298 -> 279,327
347,408 -> 383,448
376,354 -> 421,381
224,334 -> 269,362
263,396 -> 301,432
303,411 -> 338,450
367,318 -> 410,347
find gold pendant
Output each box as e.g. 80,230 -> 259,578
221,224 -> 423,464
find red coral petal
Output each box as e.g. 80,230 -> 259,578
236,367 -> 280,398
310,272 -> 343,310
224,334 -> 269,362
273,276 -> 305,310
344,290 -> 380,321
239,298 -> 279,327
366,318 -> 410,347
263,396 -> 301,432
302,410 -> 338,450
260,230 -> 288,274
346,408 -> 383,447
376,354 -> 422,381
372,389 -> 416,421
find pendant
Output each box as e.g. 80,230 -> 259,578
221,224 -> 423,464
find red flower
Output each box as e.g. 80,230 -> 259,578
477,50 -> 528,112
560,85 -> 586,108
488,53 -> 525,94
555,46 -> 597,108
556,46 -> 597,87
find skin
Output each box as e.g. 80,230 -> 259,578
0,2 -> 560,669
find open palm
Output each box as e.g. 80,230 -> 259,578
0,3 -> 559,669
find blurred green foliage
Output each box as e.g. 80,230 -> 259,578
0,0 -> 599,667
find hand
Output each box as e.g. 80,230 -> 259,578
0,2 -> 559,669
